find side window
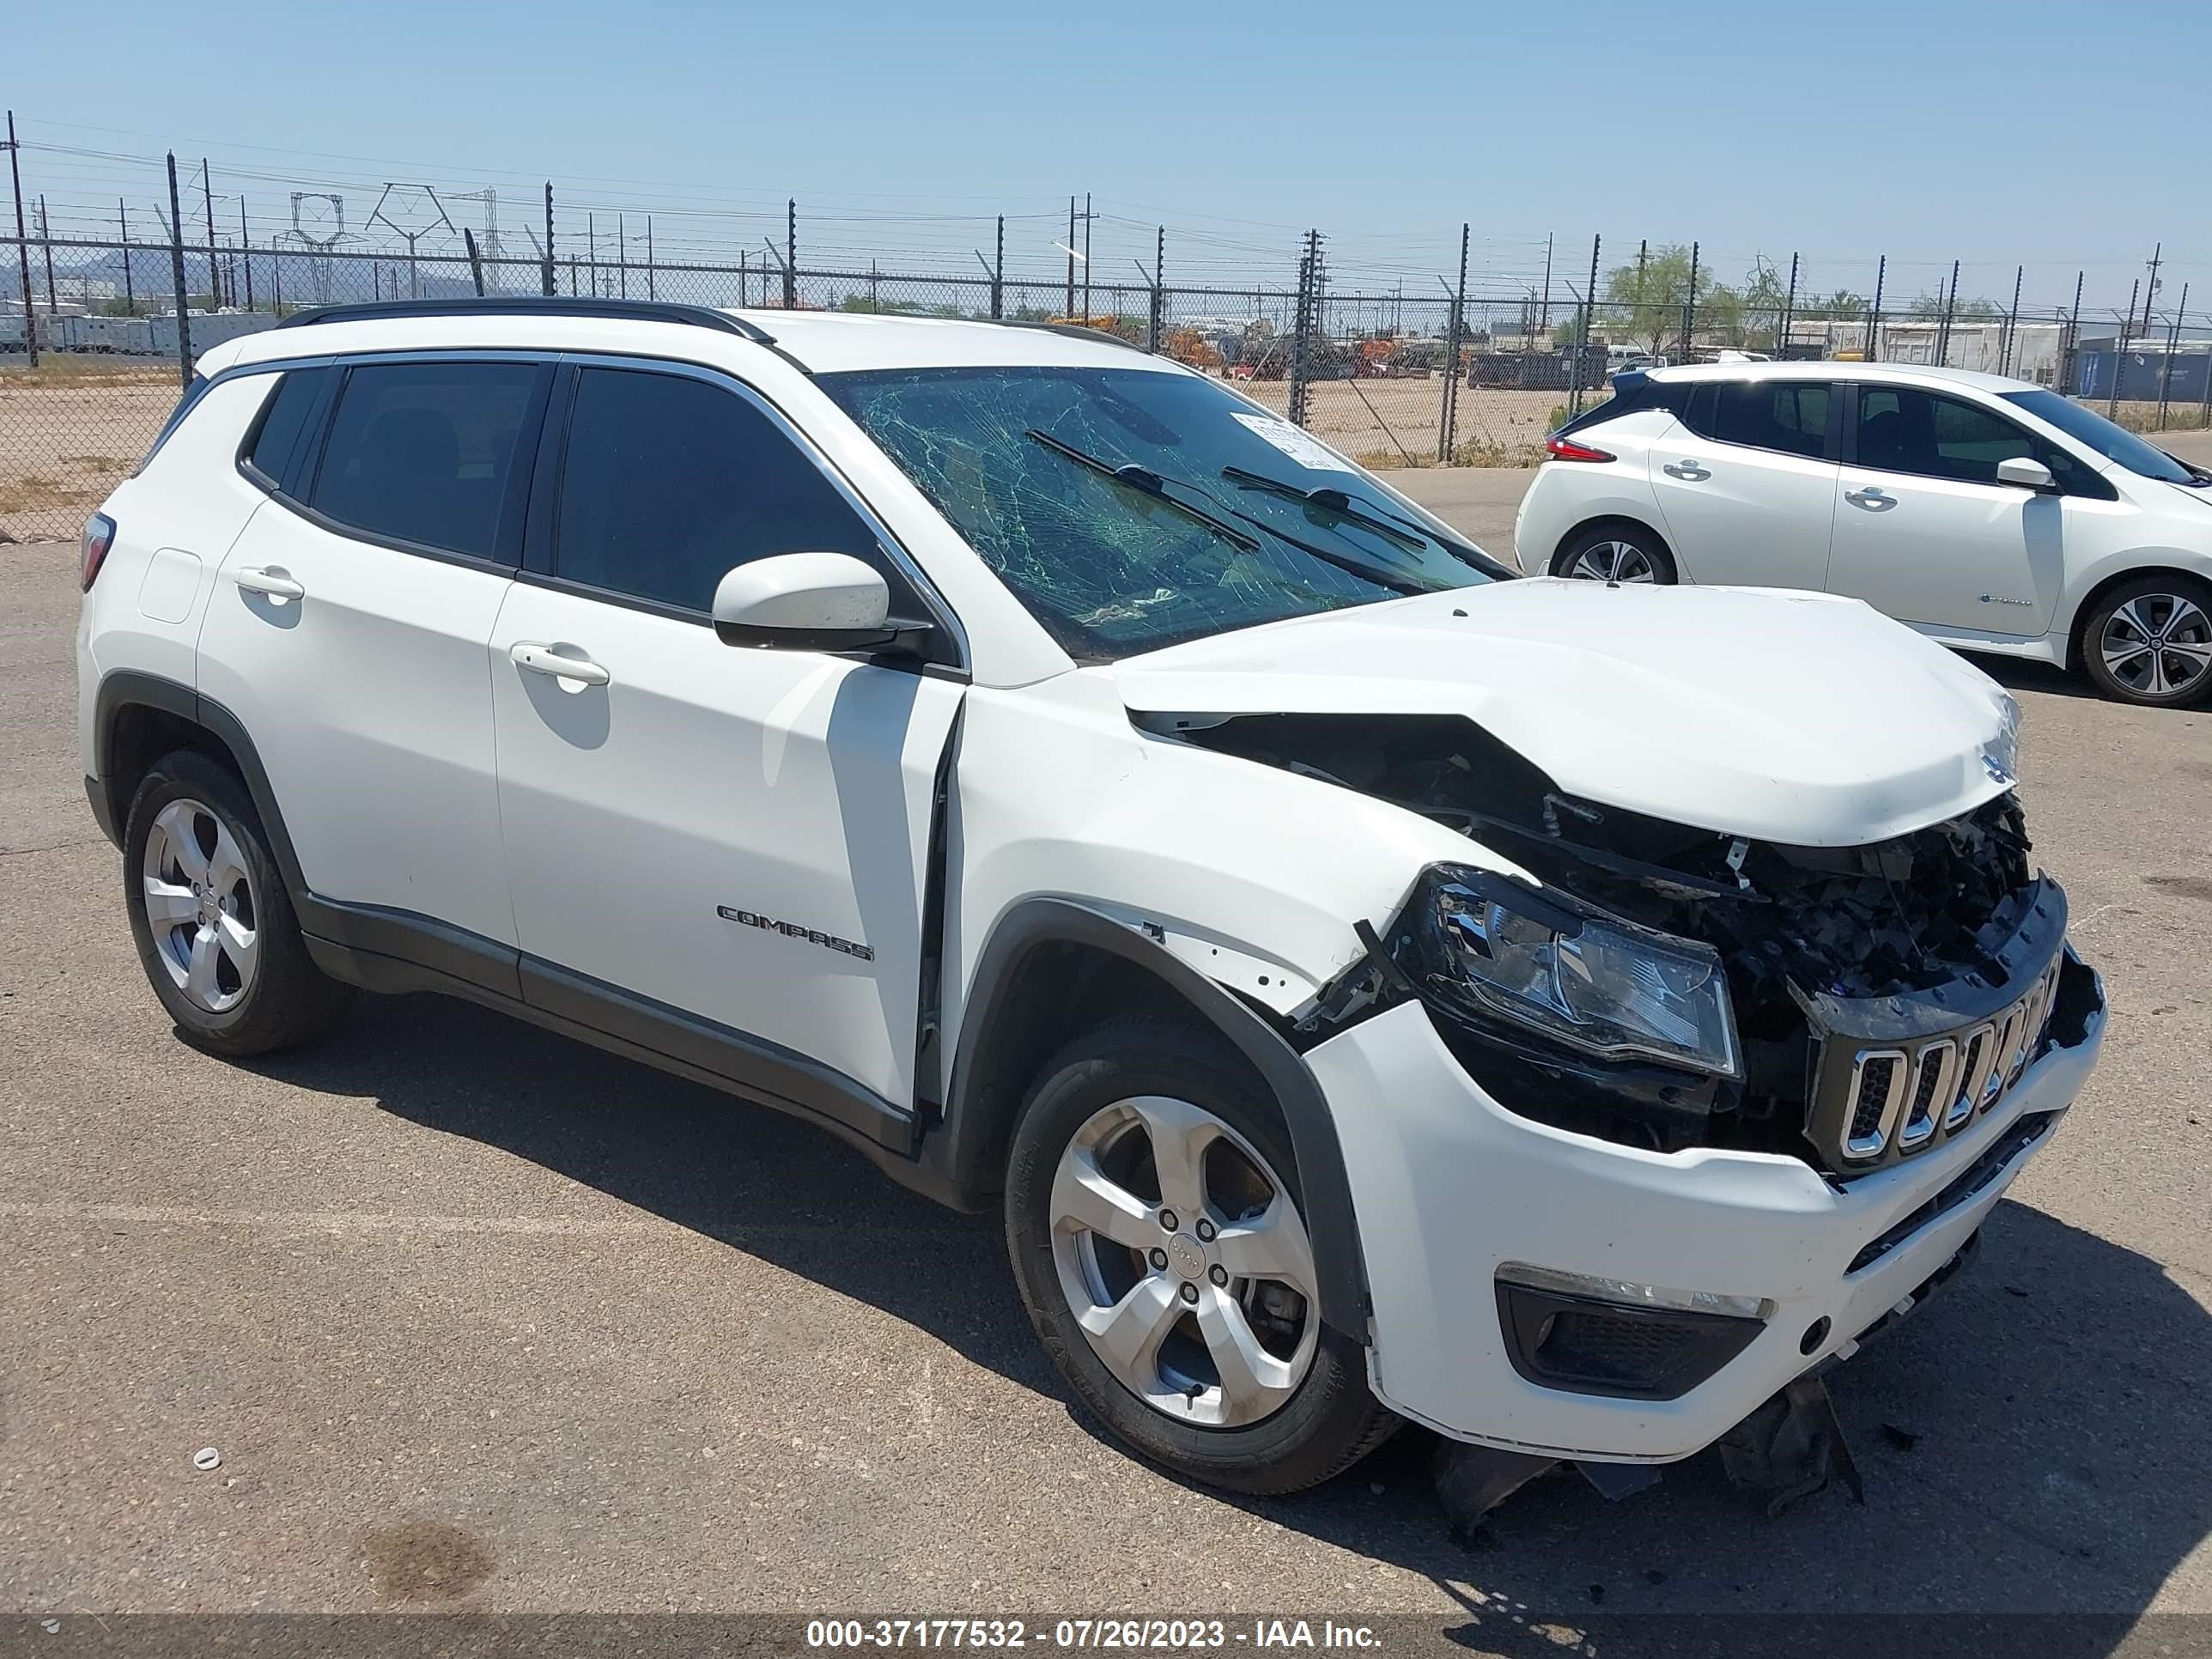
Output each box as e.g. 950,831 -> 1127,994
1675,382 -> 1722,440
309,362 -> 541,560
1711,380 -> 1831,459
550,367 -> 884,612
242,367 -> 334,490
1856,386 -> 2110,495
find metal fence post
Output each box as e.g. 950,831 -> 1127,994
2063,270 -> 2084,392
784,198 -> 797,309
1869,255 -> 1886,362
39,197 -> 56,311
464,228 -> 485,296
2000,264 -> 2022,376
1779,252 -> 1798,356
1438,222 -> 1468,459
542,183 -> 556,296
2157,284 -> 2185,430
1682,240 -> 1698,356
2110,280 -> 2137,418
5,111 -> 34,368
270,234 -> 281,316
165,152 -> 191,386
993,215 -> 1004,319
1936,258 -> 1960,367
1148,224 -> 1164,353
120,199 -> 135,313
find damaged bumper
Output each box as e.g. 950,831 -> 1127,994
1305,951 -> 2106,1462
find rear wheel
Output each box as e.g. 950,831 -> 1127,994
2080,574 -> 2212,706
123,750 -> 353,1056
1004,1018 -> 1395,1495
1552,521 -> 1678,585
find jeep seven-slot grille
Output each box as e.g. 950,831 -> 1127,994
1832,955 -> 2062,1166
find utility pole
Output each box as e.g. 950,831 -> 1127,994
1065,196 -> 1076,318
5,111 -> 34,367
165,153 -> 191,386
201,159 -> 217,307
2142,242 -> 2162,337
587,212 -> 597,297
1081,191 -> 1092,324
617,211 -> 627,301
1632,239 -> 1648,352
119,199 -> 134,313
238,195 -> 252,309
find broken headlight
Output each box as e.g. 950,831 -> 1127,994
1410,868 -> 1741,1079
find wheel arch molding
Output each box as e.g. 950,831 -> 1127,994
932,896 -> 1371,1340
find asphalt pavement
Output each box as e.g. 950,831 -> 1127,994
3,474 -> 2209,1645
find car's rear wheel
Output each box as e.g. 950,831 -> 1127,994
2080,574 -> 2212,706
123,750 -> 353,1056
1004,1018 -> 1395,1494
1552,521 -> 1678,585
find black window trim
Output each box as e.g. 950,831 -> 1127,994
1838,380 -> 2119,501
229,347 -> 560,575
518,350 -> 972,673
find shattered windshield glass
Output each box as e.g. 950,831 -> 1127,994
819,364 -> 1504,660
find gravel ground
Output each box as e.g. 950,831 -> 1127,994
3,496 -> 2209,1646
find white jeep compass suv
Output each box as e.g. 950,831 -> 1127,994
77,298 -> 2106,1503
1515,360 -> 2212,707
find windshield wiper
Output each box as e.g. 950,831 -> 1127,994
1218,465 -> 1430,550
1214,507 -> 1433,596
1220,465 -> 1515,578
1024,428 -> 1260,552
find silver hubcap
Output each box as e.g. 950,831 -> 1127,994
1565,539 -> 1657,582
142,798 -> 259,1014
1049,1096 -> 1318,1428
2100,593 -> 2211,699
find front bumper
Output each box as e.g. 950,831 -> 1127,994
1305,954 -> 2106,1462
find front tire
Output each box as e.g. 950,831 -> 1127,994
123,750 -> 353,1057
1004,1017 -> 1395,1495
2079,574 -> 2212,706
1552,520 -> 1678,584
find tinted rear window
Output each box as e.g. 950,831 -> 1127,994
1712,380 -> 1830,459
309,362 -> 542,560
244,368 -> 333,489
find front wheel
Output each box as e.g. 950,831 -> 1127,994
2080,574 -> 2212,706
1004,1018 -> 1395,1495
1552,521 -> 1678,585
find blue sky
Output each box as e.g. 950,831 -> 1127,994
11,0 -> 2206,318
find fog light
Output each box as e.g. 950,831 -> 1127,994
1498,1262 -> 1776,1322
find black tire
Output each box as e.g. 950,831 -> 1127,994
122,749 -> 353,1057
1004,1016 -> 1396,1495
1551,520 -> 1679,585
2077,573 -> 2212,707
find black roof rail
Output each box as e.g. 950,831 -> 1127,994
276,296 -> 778,346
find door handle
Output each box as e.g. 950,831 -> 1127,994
1662,459 -> 1711,481
1844,487 -> 1898,511
232,565 -> 306,602
510,641 -> 611,688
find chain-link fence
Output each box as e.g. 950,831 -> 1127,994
7,219 -> 2209,544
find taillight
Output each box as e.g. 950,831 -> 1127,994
80,514 -> 118,592
1545,434 -> 1616,463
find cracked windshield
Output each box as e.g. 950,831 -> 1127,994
820,365 -> 1508,660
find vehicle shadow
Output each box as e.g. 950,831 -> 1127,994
1962,651 -> 2107,703
247,991 -> 2210,1651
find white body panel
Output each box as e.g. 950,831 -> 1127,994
1647,430 -> 1838,589
195,499 -> 519,945
488,582 -> 962,1105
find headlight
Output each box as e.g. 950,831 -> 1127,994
1983,692 -> 2021,787
1410,867 -> 1741,1079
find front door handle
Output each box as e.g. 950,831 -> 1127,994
510,641 -> 611,688
1662,459 -> 1711,482
232,565 -> 306,602
1845,486 -> 1898,511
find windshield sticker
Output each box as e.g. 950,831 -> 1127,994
1230,410 -> 1354,474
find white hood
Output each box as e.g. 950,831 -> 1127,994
1112,580 -> 2018,847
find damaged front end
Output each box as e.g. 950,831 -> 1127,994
1164,712 -> 2087,1180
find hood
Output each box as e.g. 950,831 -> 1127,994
1113,580 -> 2018,847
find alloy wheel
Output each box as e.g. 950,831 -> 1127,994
2100,592 -> 2211,700
1565,539 -> 1657,582
1048,1094 -> 1319,1428
142,798 -> 260,1014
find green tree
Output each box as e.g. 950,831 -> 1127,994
1911,288 -> 2002,322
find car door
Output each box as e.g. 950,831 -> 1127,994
1645,378 -> 1840,589
1825,383 -> 2106,635
489,359 -> 963,1112
197,355 -> 550,962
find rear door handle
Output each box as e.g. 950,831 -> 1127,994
1844,486 -> 1898,511
1662,459 -> 1711,481
232,565 -> 305,602
510,641 -> 611,688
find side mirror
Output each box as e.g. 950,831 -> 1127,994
711,552 -> 927,653
1996,456 -> 2057,493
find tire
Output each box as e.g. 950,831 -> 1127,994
1551,520 -> 1678,585
1004,1016 -> 1396,1495
122,749 -> 354,1057
2078,574 -> 2212,707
